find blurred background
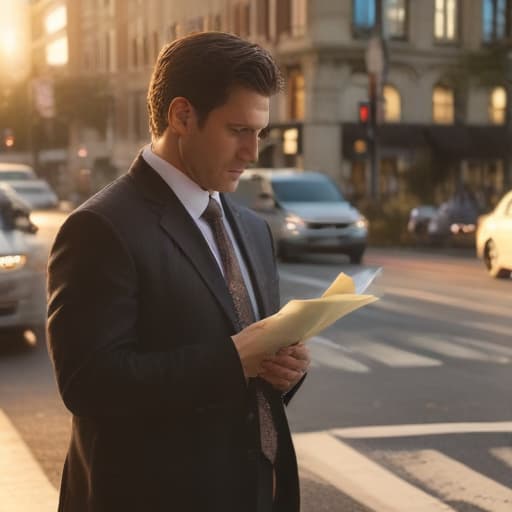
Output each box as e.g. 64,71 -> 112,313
0,0 -> 511,243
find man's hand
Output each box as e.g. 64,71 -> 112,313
231,322 -> 271,378
257,343 -> 310,393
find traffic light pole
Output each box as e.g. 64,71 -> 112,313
369,72 -> 379,201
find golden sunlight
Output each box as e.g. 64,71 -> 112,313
0,28 -> 17,57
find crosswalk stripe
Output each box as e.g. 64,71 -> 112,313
293,432 -> 456,512
349,339 -> 442,367
385,449 -> 512,512
491,447 -> 512,469
451,336 -> 512,359
0,409 -> 58,512
310,337 -> 369,373
406,335 -> 505,362
465,321 -> 512,338
330,421 -> 512,439
385,286 -> 512,317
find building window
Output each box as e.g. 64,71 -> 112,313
489,86 -> 507,124
291,0 -> 307,36
482,0 -> 509,43
383,85 -> 401,122
288,68 -> 305,121
353,0 -> 376,37
46,36 -> 68,66
132,91 -> 148,141
44,5 -> 67,35
433,85 -> 455,124
434,0 -> 458,42
153,31 -> 159,60
386,0 -> 407,39
131,37 -> 138,68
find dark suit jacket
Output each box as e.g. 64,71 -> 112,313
47,154 -> 303,512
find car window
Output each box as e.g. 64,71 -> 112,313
0,171 -> 35,180
271,178 -> 345,203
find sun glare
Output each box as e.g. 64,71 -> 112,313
0,28 -> 17,57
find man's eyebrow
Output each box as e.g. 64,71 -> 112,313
228,123 -> 269,133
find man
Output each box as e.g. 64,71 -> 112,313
47,32 -> 310,512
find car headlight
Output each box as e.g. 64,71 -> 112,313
284,214 -> 305,231
0,254 -> 27,271
354,216 -> 368,229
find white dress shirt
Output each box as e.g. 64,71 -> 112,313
142,145 -> 260,321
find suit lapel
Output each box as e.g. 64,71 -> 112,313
221,195 -> 273,319
128,155 -> 239,329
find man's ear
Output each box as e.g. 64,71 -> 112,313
168,97 -> 193,135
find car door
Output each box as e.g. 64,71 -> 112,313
499,194 -> 512,268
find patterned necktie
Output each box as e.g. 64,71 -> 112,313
202,196 -> 278,464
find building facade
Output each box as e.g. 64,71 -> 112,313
31,0 -> 511,205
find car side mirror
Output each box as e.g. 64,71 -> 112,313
253,192 -> 276,212
13,210 -> 38,234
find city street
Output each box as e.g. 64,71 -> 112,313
0,211 -> 510,511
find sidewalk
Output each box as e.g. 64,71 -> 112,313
0,409 -> 57,512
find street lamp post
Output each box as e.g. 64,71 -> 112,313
364,0 -> 387,202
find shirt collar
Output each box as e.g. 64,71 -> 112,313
142,144 -> 222,219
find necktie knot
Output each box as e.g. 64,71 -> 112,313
202,196 -> 223,224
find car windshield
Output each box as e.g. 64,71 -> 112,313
271,178 -> 345,203
0,171 -> 34,180
11,185 -> 46,194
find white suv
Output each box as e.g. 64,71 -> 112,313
230,168 -> 368,263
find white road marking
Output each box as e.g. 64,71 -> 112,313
0,409 -> 58,512
466,321 -> 512,338
330,421 -> 512,439
386,449 -> 512,512
279,271 -> 330,291
349,339 -> 441,367
452,336 -> 512,359
310,337 -> 369,373
406,334 -> 505,362
279,271 -> 511,318
294,431 -> 455,512
491,447 -> 512,469
385,286 -> 512,317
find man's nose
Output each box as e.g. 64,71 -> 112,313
239,134 -> 259,164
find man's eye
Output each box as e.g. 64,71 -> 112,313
258,127 -> 270,140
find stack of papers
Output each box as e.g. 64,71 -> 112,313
254,268 -> 381,354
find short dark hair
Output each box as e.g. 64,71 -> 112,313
147,32 -> 283,138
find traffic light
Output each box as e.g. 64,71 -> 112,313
358,101 -> 371,125
2,129 -> 14,149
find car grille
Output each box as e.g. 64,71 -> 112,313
306,222 -> 351,229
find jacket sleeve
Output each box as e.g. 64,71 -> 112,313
47,209 -> 247,418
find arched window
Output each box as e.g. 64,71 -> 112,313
489,86 -> 506,124
433,85 -> 454,124
383,85 -> 401,122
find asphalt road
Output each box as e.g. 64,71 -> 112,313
0,211 -> 510,511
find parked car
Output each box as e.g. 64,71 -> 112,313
476,190 -> 512,278
0,162 -> 37,182
0,187 -> 46,344
427,192 -> 480,246
407,205 -> 437,241
0,179 -> 59,210
230,169 -> 368,263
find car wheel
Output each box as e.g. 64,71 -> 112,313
348,248 -> 365,264
484,240 -> 511,278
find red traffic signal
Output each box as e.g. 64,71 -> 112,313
358,102 -> 371,124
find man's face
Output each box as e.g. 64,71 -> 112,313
178,86 -> 270,193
